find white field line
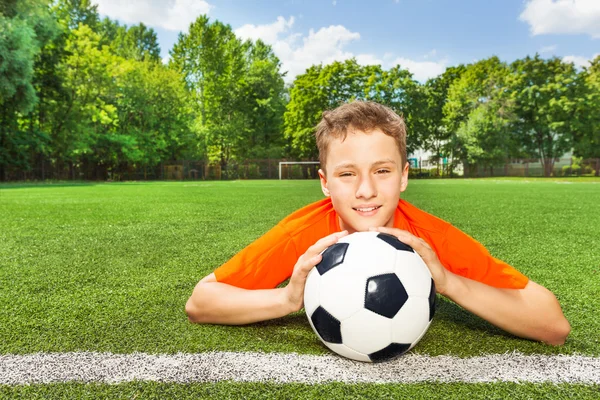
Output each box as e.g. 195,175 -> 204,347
0,352 -> 599,385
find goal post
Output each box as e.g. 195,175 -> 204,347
278,161 -> 320,180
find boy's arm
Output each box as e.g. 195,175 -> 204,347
185,231 -> 348,325
373,227 -> 571,345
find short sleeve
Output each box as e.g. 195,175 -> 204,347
439,224 -> 529,289
213,224 -> 298,290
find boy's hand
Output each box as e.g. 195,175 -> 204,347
370,227 -> 450,296
284,230 -> 348,312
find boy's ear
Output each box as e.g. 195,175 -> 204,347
318,169 -> 330,197
400,161 -> 410,192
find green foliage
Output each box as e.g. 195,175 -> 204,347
444,57 -> 514,170
170,17 -> 286,167
284,60 -> 422,159
1,2 -> 600,181
507,55 -> 580,176
0,0 -> 58,178
99,19 -> 161,62
573,55 -> 600,161
420,65 -> 466,171
366,65 -> 424,154
53,0 -> 99,31
455,101 -> 516,168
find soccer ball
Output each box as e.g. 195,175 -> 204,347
304,231 -> 436,363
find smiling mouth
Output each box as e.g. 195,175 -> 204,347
353,206 -> 382,212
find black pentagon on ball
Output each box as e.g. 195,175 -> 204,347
315,242 -> 349,275
428,277 -> 436,321
376,233 -> 414,252
364,273 -> 409,319
311,306 -> 342,344
369,342 -> 411,362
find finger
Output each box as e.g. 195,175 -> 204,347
292,253 -> 325,286
374,227 -> 414,241
375,227 -> 432,253
306,230 -> 348,257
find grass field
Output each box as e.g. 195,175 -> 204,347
1,178 -> 599,398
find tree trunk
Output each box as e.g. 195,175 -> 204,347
543,157 -> 554,177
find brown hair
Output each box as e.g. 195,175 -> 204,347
315,101 -> 407,173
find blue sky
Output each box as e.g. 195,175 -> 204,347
93,0 -> 599,82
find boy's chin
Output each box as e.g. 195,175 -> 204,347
345,218 -> 390,233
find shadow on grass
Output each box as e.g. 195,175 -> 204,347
433,295 -> 515,339
239,297 -> 516,340
247,298 -> 513,340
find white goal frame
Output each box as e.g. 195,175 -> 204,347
278,161 -> 320,180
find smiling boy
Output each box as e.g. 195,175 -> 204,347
185,101 -> 570,345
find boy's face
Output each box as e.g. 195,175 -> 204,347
318,128 -> 409,234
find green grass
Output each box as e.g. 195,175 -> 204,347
1,382 -> 599,399
0,179 -> 599,357
1,179 -> 599,398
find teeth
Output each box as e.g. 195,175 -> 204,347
356,206 -> 377,212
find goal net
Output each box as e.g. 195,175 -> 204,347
278,161 -> 320,179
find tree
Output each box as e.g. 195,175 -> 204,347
444,57 -> 514,173
115,60 -> 194,169
572,55 -> 600,167
171,16 -> 287,173
0,0 -> 58,180
455,101 -> 516,175
100,19 -> 161,62
53,0 -> 99,32
171,16 -> 244,169
365,65 -> 424,157
236,39 -> 287,159
507,55 -> 580,176
421,65 -> 465,174
55,24 -> 120,174
284,59 -> 371,160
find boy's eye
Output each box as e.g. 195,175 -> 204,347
376,169 -> 390,174
339,172 -> 353,177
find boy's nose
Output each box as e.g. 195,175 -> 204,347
355,175 -> 377,199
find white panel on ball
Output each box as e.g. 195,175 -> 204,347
339,232 -> 397,275
394,251 -> 432,297
303,269 -> 321,316
390,296 -> 431,344
319,266 -> 368,321
408,319 -> 433,351
341,309 -> 392,355
325,342 -> 371,363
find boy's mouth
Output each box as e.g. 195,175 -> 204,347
353,205 -> 382,214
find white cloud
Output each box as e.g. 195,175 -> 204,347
520,0 -> 600,38
539,45 -> 557,54
235,16 -> 446,82
92,0 -> 212,31
235,16 -> 295,44
236,18 -> 361,81
354,54 -> 384,66
563,53 -> 600,68
390,57 -> 448,82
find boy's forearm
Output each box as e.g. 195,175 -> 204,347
185,282 -> 295,325
443,272 -> 570,345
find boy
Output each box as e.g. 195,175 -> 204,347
185,101 -> 570,345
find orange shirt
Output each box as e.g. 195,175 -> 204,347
213,198 -> 529,290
